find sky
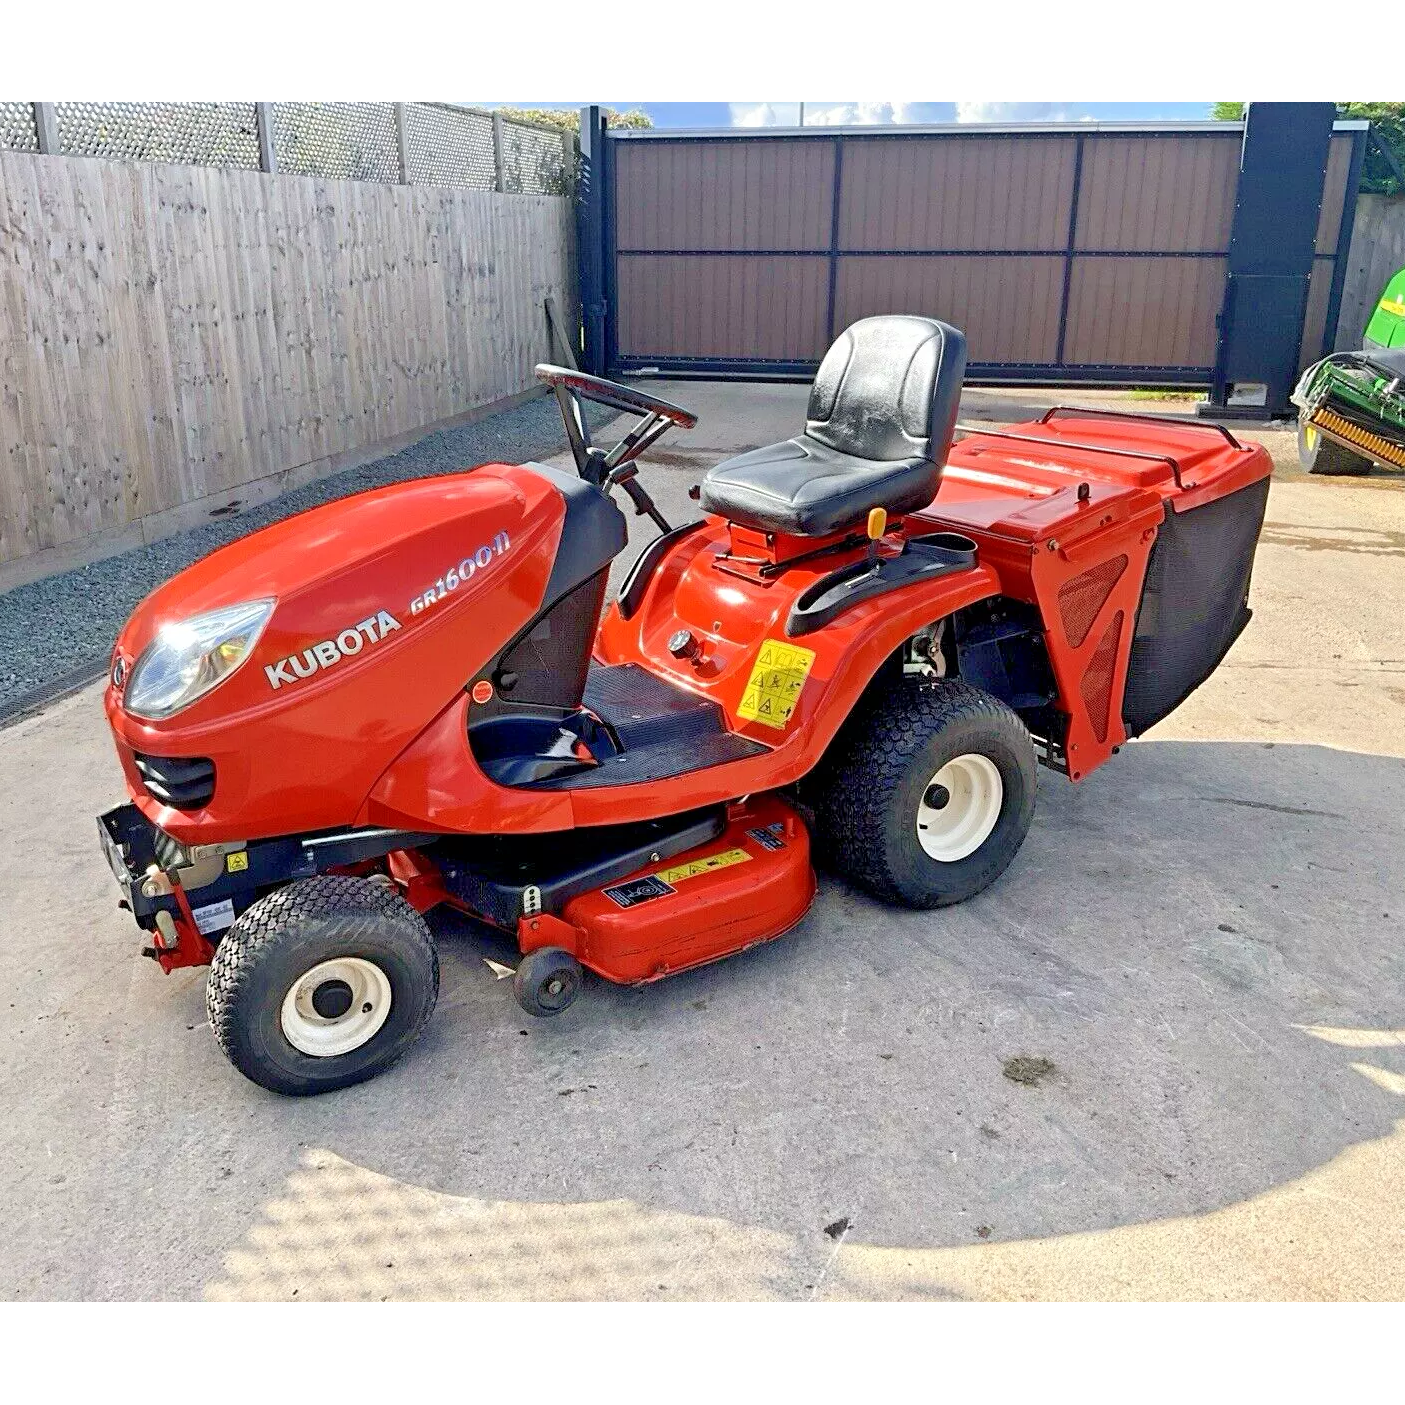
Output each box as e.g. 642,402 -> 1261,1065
497,102 -> 1218,128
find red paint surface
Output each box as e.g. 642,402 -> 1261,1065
105,412 -> 1271,976
560,794 -> 816,983
107,466 -> 562,842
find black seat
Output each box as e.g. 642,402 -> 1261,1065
1362,346 -> 1405,380
700,315 -> 967,537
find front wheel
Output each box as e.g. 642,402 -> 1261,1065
812,679 -> 1037,908
1299,417 -> 1373,476
206,875 -> 439,1096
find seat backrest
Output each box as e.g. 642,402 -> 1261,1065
805,315 -> 967,467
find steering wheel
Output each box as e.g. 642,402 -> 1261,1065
536,365 -> 697,429
535,364 -> 698,532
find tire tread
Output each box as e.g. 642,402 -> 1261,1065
812,678 -> 1034,907
206,875 -> 438,1093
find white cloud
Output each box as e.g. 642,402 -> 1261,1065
729,101 -> 935,128
955,101 -> 1079,124
803,102 -> 921,126
729,103 -> 794,127
727,102 -> 1106,130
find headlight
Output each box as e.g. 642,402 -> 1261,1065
125,599 -> 275,720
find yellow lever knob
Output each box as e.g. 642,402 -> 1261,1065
867,507 -> 888,541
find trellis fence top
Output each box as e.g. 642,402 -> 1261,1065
0,101 -> 576,195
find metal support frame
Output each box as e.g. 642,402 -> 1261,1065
19,100 -> 578,208
32,102 -> 58,155
1209,102 -> 1338,414
600,126 -> 1237,384
578,105 -> 608,376
254,102 -> 277,174
394,102 -> 412,185
1053,133 -> 1086,367
824,138 -> 843,343
1322,127 -> 1369,352
492,111 -> 507,193
594,110 -> 1367,389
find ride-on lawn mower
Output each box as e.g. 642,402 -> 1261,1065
1293,265 -> 1405,477
97,316 -> 1272,1095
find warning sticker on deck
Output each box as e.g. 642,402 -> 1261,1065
603,874 -> 676,909
736,639 -> 816,730
655,847 -> 752,886
746,823 -> 786,852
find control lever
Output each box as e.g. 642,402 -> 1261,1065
607,463 -> 671,534
865,507 -> 888,570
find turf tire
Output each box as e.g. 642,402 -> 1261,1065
812,678 -> 1036,909
206,875 -> 438,1096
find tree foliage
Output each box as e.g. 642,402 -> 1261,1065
1340,102 -> 1405,195
493,106 -> 653,134
1212,101 -> 1405,194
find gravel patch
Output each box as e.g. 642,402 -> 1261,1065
0,393 -> 613,717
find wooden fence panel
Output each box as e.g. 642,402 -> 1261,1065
0,149 -> 575,580
1335,192 -> 1405,349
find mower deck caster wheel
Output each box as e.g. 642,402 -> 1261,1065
514,947 -> 582,1017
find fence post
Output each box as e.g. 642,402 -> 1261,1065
395,102 -> 412,185
492,111 -> 507,193
1208,102 -> 1337,415
577,105 -> 607,375
561,128 -> 575,188
255,102 -> 277,174
33,103 -> 59,155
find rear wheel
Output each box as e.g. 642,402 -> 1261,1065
1299,417 -> 1373,476
206,875 -> 438,1096
812,679 -> 1036,908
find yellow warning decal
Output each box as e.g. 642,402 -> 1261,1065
655,847 -> 752,885
225,851 -> 249,873
1380,297 -> 1405,316
736,639 -> 816,731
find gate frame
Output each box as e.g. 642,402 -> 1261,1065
579,108 -> 1368,407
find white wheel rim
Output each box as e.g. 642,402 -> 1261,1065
916,753 -> 1004,862
280,957 -> 393,1058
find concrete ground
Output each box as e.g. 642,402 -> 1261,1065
2,384 -> 1403,1300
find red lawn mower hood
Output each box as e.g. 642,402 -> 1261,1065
118,472 -> 539,654
106,464 -> 571,838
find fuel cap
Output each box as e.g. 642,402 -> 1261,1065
667,628 -> 700,660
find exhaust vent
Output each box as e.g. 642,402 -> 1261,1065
133,753 -> 216,810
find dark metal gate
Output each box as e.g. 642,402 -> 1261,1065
578,106 -> 1365,410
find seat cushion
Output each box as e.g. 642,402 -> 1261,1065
699,315 -> 965,537
1362,347 -> 1405,379
699,435 -> 937,537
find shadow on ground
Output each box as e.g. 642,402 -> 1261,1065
4,696 -> 1397,1298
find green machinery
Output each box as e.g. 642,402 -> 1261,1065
1293,266 -> 1405,475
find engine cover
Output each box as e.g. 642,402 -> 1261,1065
106,464 -> 567,841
